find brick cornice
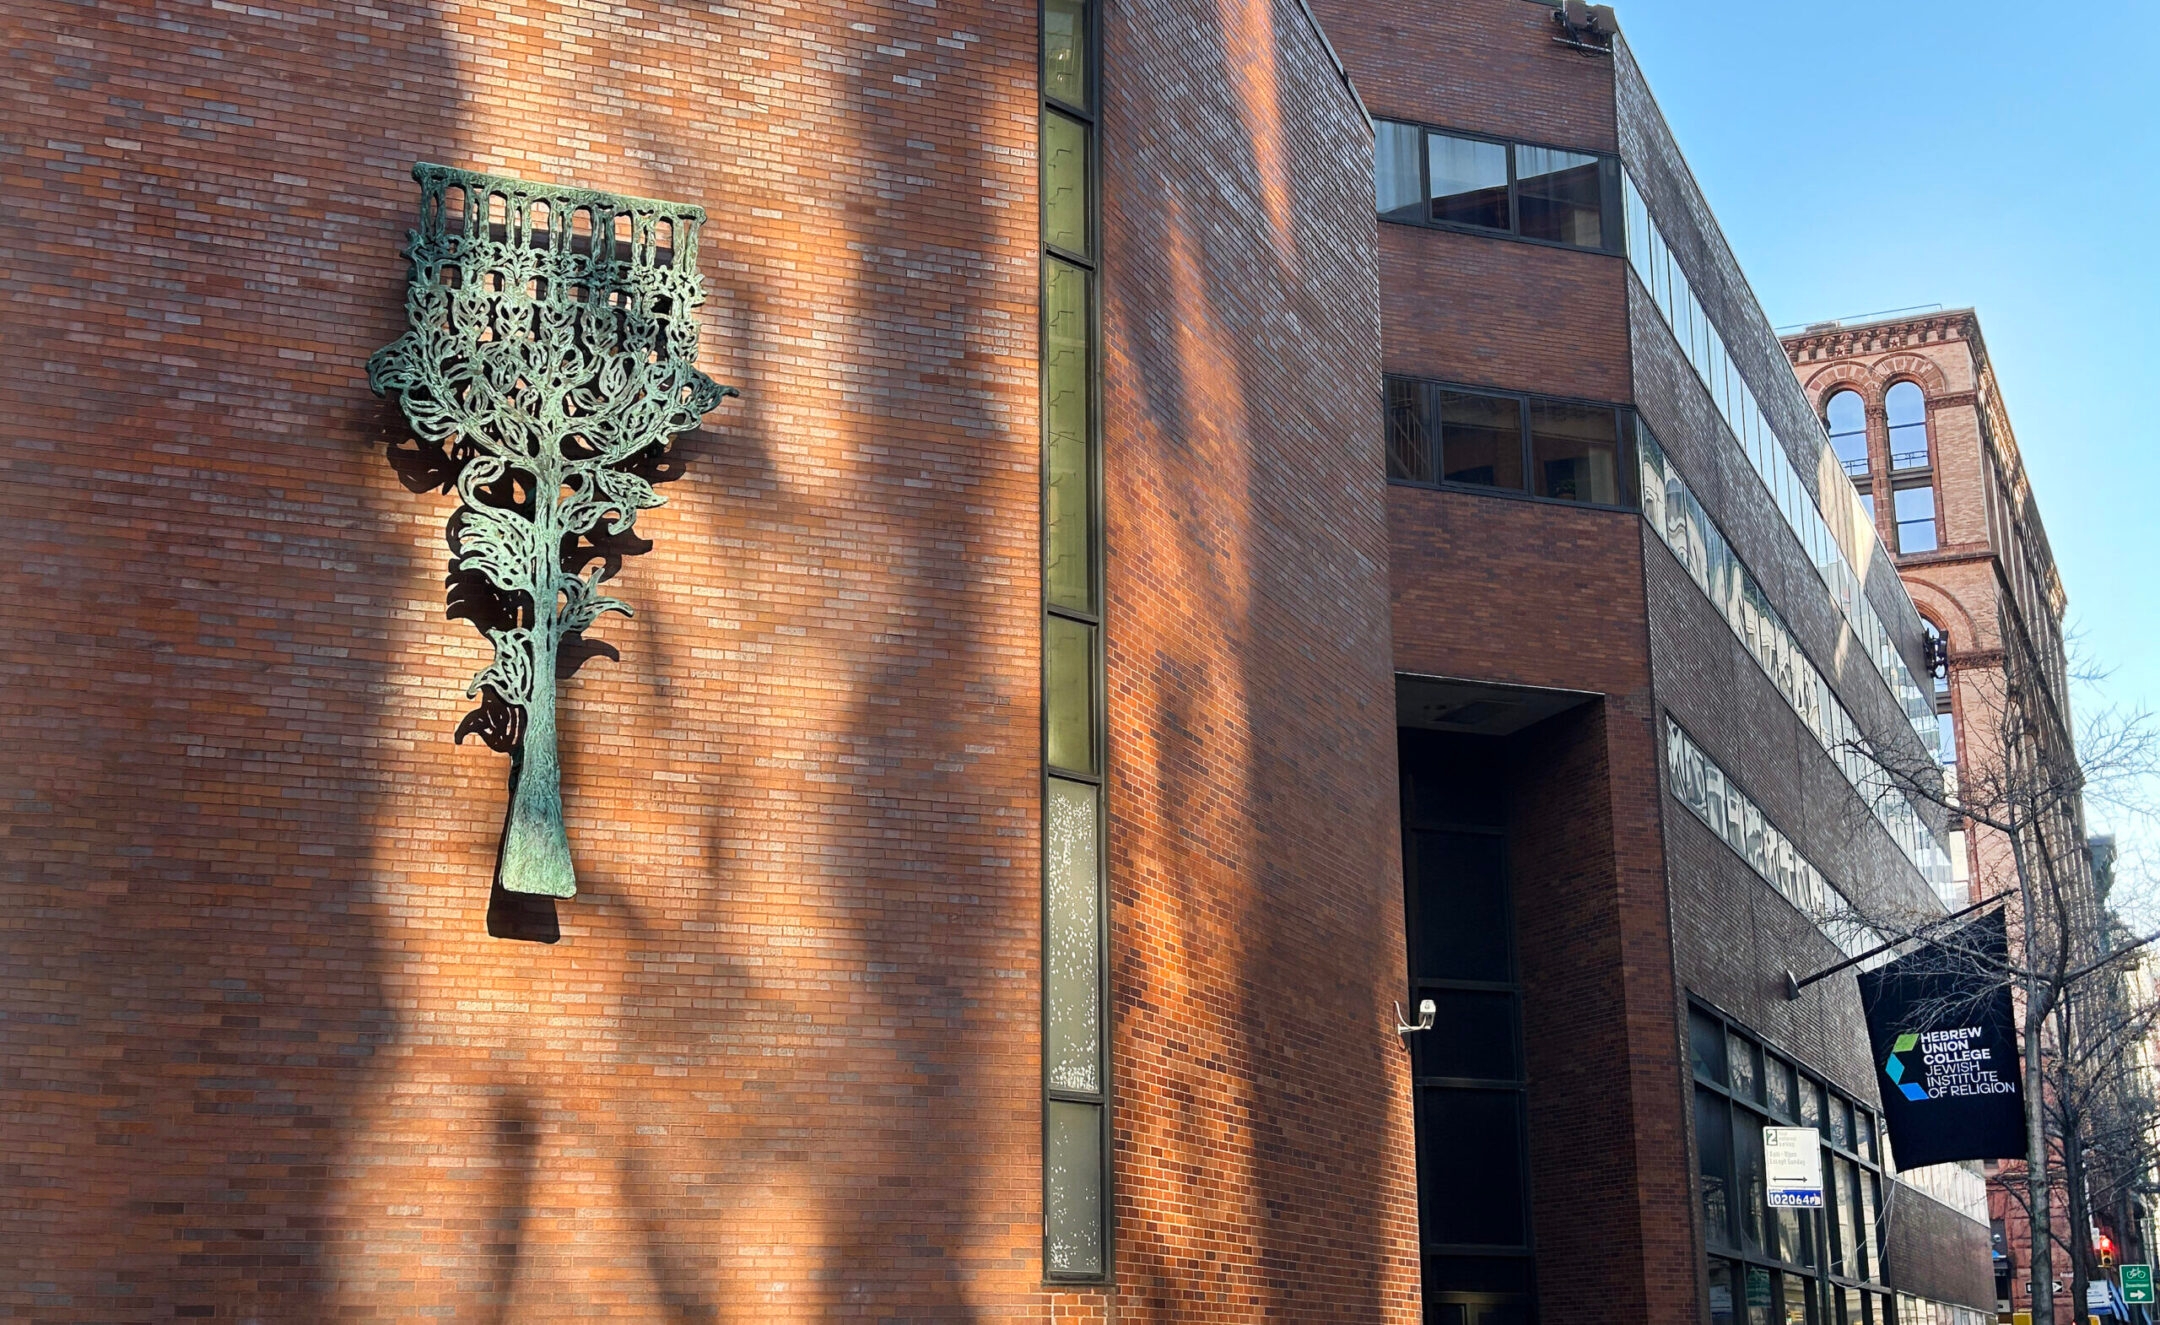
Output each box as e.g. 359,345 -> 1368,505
1780,310 -> 1977,363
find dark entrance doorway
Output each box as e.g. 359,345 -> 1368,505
1401,727 -> 1536,1325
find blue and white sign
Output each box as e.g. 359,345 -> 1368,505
1765,1127 -> 1824,1208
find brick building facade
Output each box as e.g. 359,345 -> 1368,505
2,0 -> 2011,1320
1784,311 -> 2093,1322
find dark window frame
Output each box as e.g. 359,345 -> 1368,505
1690,1000 -> 1892,1323
1377,117 -> 1626,256
1385,373 -> 1639,512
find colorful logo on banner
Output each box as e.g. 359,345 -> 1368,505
1881,1026 -> 2019,1103
1885,1033 -> 1928,1101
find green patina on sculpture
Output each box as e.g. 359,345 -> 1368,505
369,163 -> 736,897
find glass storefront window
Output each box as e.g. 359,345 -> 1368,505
1691,1006 -> 1902,1325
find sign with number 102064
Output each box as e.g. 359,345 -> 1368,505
1764,1127 -> 1825,1209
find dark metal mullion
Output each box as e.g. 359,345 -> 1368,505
1519,385 -> 1534,497
1046,601 -> 1099,628
1044,93 -> 1094,125
1044,241 -> 1094,272
1414,976 -> 1515,993
1504,140 -> 1519,238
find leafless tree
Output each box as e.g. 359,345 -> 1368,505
1825,609 -> 2160,1325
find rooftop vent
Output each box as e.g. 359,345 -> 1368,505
1554,0 -> 1619,51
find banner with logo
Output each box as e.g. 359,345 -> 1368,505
1857,908 -> 2027,1168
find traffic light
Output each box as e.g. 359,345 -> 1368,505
2097,1232 -> 2118,1269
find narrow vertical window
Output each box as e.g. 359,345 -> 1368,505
1040,0 -> 1108,1284
1375,120 -> 1424,223
1825,389 -> 1869,476
1886,380 -> 1930,470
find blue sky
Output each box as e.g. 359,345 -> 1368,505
1615,1 -> 2160,885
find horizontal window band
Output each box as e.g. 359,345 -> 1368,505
1640,426 -> 1951,890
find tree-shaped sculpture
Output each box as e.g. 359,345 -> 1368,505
369,164 -> 735,897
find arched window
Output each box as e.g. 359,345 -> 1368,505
1826,389 -> 1868,476
1886,381 -> 1929,469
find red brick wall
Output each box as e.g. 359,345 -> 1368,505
1,0 -> 1405,1318
1310,0 -> 1618,151
1380,225 -> 1633,405
2,0 -> 1050,1315
1098,0 -> 1417,1317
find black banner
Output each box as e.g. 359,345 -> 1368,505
1857,909 -> 2027,1168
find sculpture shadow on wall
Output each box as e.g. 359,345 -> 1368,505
374,398 -> 706,943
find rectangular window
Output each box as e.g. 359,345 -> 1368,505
1387,376 -> 1436,482
1728,1033 -> 1762,1104
1439,389 -> 1526,491
1375,119 -> 1620,253
1765,1054 -> 1794,1120
1045,1099 -> 1104,1275
1831,1155 -> 1861,1279
1043,258 -> 1092,612
1416,1087 -> 1529,1244
1895,485 -> 1937,553
1044,778 -> 1101,1094
1041,111 -> 1090,256
1783,1274 -> 1812,1325
1376,119 -> 1424,221
1516,144 -> 1606,247
1044,615 -> 1096,775
1385,374 -> 1636,511
1426,131 -> 1511,230
1735,1110 -> 1767,1252
1692,1007 -> 1729,1084
1529,399 -> 1625,505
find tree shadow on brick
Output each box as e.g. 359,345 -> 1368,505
477,1098 -> 543,1324
1097,0 -> 1406,1317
